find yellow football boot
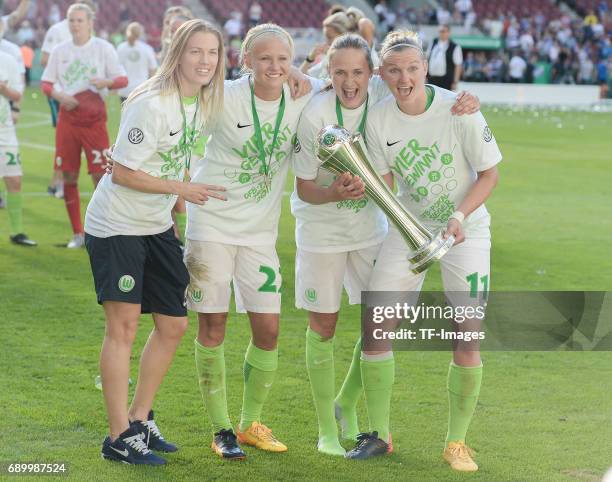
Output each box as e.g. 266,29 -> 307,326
236,422 -> 287,452
443,441 -> 478,472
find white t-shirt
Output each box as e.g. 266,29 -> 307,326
41,19 -> 71,55
428,40 -> 463,77
116,40 -> 157,98
366,85 -> 502,233
85,92 -> 202,237
291,77 -> 390,253
0,52 -> 21,146
187,75 -> 324,246
0,39 -> 25,75
509,56 -> 527,79
41,37 -> 125,96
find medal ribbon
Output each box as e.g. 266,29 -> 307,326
335,94 -> 369,143
179,96 -> 199,170
250,78 -> 285,183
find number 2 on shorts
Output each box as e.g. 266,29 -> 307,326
258,265 -> 281,293
466,272 -> 489,299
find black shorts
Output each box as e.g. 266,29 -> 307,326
85,228 -> 189,317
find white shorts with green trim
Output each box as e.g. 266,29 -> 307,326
295,244 -> 381,313
184,240 -> 282,314
368,223 -> 491,308
0,146 -> 22,177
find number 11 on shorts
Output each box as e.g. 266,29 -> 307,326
466,272 -> 489,299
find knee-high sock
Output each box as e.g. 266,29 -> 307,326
6,191 -> 23,235
361,353 -> 394,443
63,183 -> 82,234
239,340 -> 277,431
446,362 -> 483,444
334,337 -> 362,439
306,327 -> 338,440
195,340 -> 232,432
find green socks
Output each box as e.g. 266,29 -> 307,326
239,341 -> 277,431
361,353 -> 395,443
7,191 -> 23,235
334,337 -> 362,440
195,340 -> 232,432
306,328 -> 344,456
446,362 -> 483,444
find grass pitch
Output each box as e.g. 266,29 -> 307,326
1,90 -> 611,481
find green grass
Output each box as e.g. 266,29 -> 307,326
1,91 -> 611,481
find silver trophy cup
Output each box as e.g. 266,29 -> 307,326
316,125 -> 454,274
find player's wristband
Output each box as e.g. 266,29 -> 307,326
449,210 -> 465,225
11,106 -> 20,113
305,55 -> 314,63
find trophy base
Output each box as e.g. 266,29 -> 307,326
408,231 -> 455,274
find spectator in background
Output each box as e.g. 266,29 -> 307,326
436,5 -> 451,26
16,20 -> 34,45
578,56 -> 594,84
248,2 -> 262,28
20,41 -> 34,86
508,51 -> 527,82
116,22 -> 158,104
48,3 -> 61,25
596,55 -> 609,98
0,0 -> 31,34
224,11 -> 243,42
455,0 -> 473,21
427,24 -> 463,91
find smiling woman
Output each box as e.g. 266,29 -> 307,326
360,29 -> 503,469
81,19 -> 227,466
184,23 -> 324,461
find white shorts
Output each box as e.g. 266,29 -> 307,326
295,244 -> 381,313
0,146 -> 22,177
368,223 -> 491,308
184,240 -> 281,314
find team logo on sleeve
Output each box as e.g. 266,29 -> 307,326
128,128 -> 144,144
118,275 -> 135,293
483,126 -> 493,142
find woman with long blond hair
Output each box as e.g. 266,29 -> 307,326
84,19 -> 227,465
185,22 -> 322,461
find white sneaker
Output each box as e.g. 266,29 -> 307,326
67,233 -> 85,249
54,185 -> 64,199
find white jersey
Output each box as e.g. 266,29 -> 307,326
0,39 -> 25,75
0,52 -> 21,146
116,40 -> 158,98
291,76 -> 390,253
366,85 -> 502,233
187,75 -> 324,246
41,37 -> 125,96
85,92 -> 203,237
41,19 -> 70,55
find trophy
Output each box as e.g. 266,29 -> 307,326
316,125 -> 454,274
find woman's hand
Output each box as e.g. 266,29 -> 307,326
443,217 -> 465,246
328,172 -> 365,201
288,66 -> 312,99
179,182 -> 227,204
59,93 -> 79,111
451,91 -> 480,115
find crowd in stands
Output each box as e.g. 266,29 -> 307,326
1,0 -> 610,90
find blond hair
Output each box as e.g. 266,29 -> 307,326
125,19 -> 225,126
67,3 -> 94,21
239,23 -> 294,73
380,30 -> 425,59
323,11 -> 352,36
